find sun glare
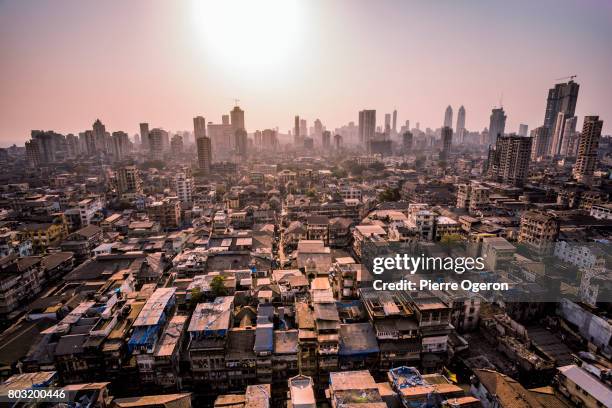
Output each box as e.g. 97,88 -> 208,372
191,0 -> 301,72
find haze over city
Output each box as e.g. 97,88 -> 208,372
1,0 -> 612,146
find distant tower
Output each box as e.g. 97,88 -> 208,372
544,80 -> 579,130
487,134 -> 532,186
334,134 -> 343,150
230,106 -> 245,133
392,110 -> 397,136
148,128 -> 166,161
488,107 -> 507,145
234,129 -> 248,157
573,116 -> 603,185
455,106 -> 466,141
402,131 -> 413,152
139,123 -> 150,150
322,130 -> 331,149
193,116 -> 207,139
444,106 -> 453,128
518,124 -> 528,137
300,119 -> 307,137
530,126 -> 550,161
441,126 -> 453,159
384,113 -> 391,136
358,110 -> 376,146
294,115 -> 300,146
197,136 -> 212,174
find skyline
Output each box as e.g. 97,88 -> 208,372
1,0 -> 612,146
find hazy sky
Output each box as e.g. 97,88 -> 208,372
1,0 -> 611,146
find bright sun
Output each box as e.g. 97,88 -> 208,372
191,0 -> 301,72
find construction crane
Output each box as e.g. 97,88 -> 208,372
555,74 -> 577,81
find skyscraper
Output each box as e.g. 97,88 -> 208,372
487,134 -> 532,186
196,135 -> 212,174
573,116 -> 603,185
358,110 -> 376,146
300,119 -> 307,138
314,119 -> 323,142
543,80 -> 579,130
262,129 -> 277,151
111,131 -> 130,161
488,107 -> 507,145
392,110 -> 397,136
441,126 -> 452,159
148,128 -> 166,161
294,115 -> 300,145
230,106 -> 245,133
234,129 -> 248,157
518,124 -> 528,137
384,113 -> 391,136
530,126 -> 550,160
402,131 -> 413,152
322,130 -> 331,149
444,105 -> 453,128
171,134 -> 184,156
559,116 -> 577,157
455,106 -> 466,141
193,116 -> 207,139
139,123 -> 149,150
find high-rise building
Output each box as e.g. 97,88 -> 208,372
444,105 -> 453,128
384,113 -> 391,136
262,129 -> 277,151
392,110 -> 397,136
487,134 -> 532,186
29,130 -> 61,164
559,116 -> 577,157
207,120 -> 233,159
294,115 -> 301,146
25,139 -> 41,167
544,80 -> 579,130
171,134 -> 184,156
573,116 -> 603,185
148,128 -> 166,161
193,116 -> 207,139
456,106 -> 466,141
111,131 -> 130,161
322,130 -> 331,149
530,126 -> 550,160
139,123 -> 150,150
441,126 -> 453,159
488,107 -> 507,145
314,119 -> 323,143
334,134 -> 343,150
402,131 -> 413,152
300,119 -> 307,138
358,110 -> 376,146
197,135 -> 212,174
175,167 -> 194,204
230,106 -> 245,133
116,165 -> 143,199
234,129 -> 248,157
518,124 -> 528,137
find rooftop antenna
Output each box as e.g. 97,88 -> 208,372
233,98 -> 240,106
499,92 -> 504,108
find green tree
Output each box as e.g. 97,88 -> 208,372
210,275 -> 228,297
378,187 -> 401,202
189,287 -> 204,309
